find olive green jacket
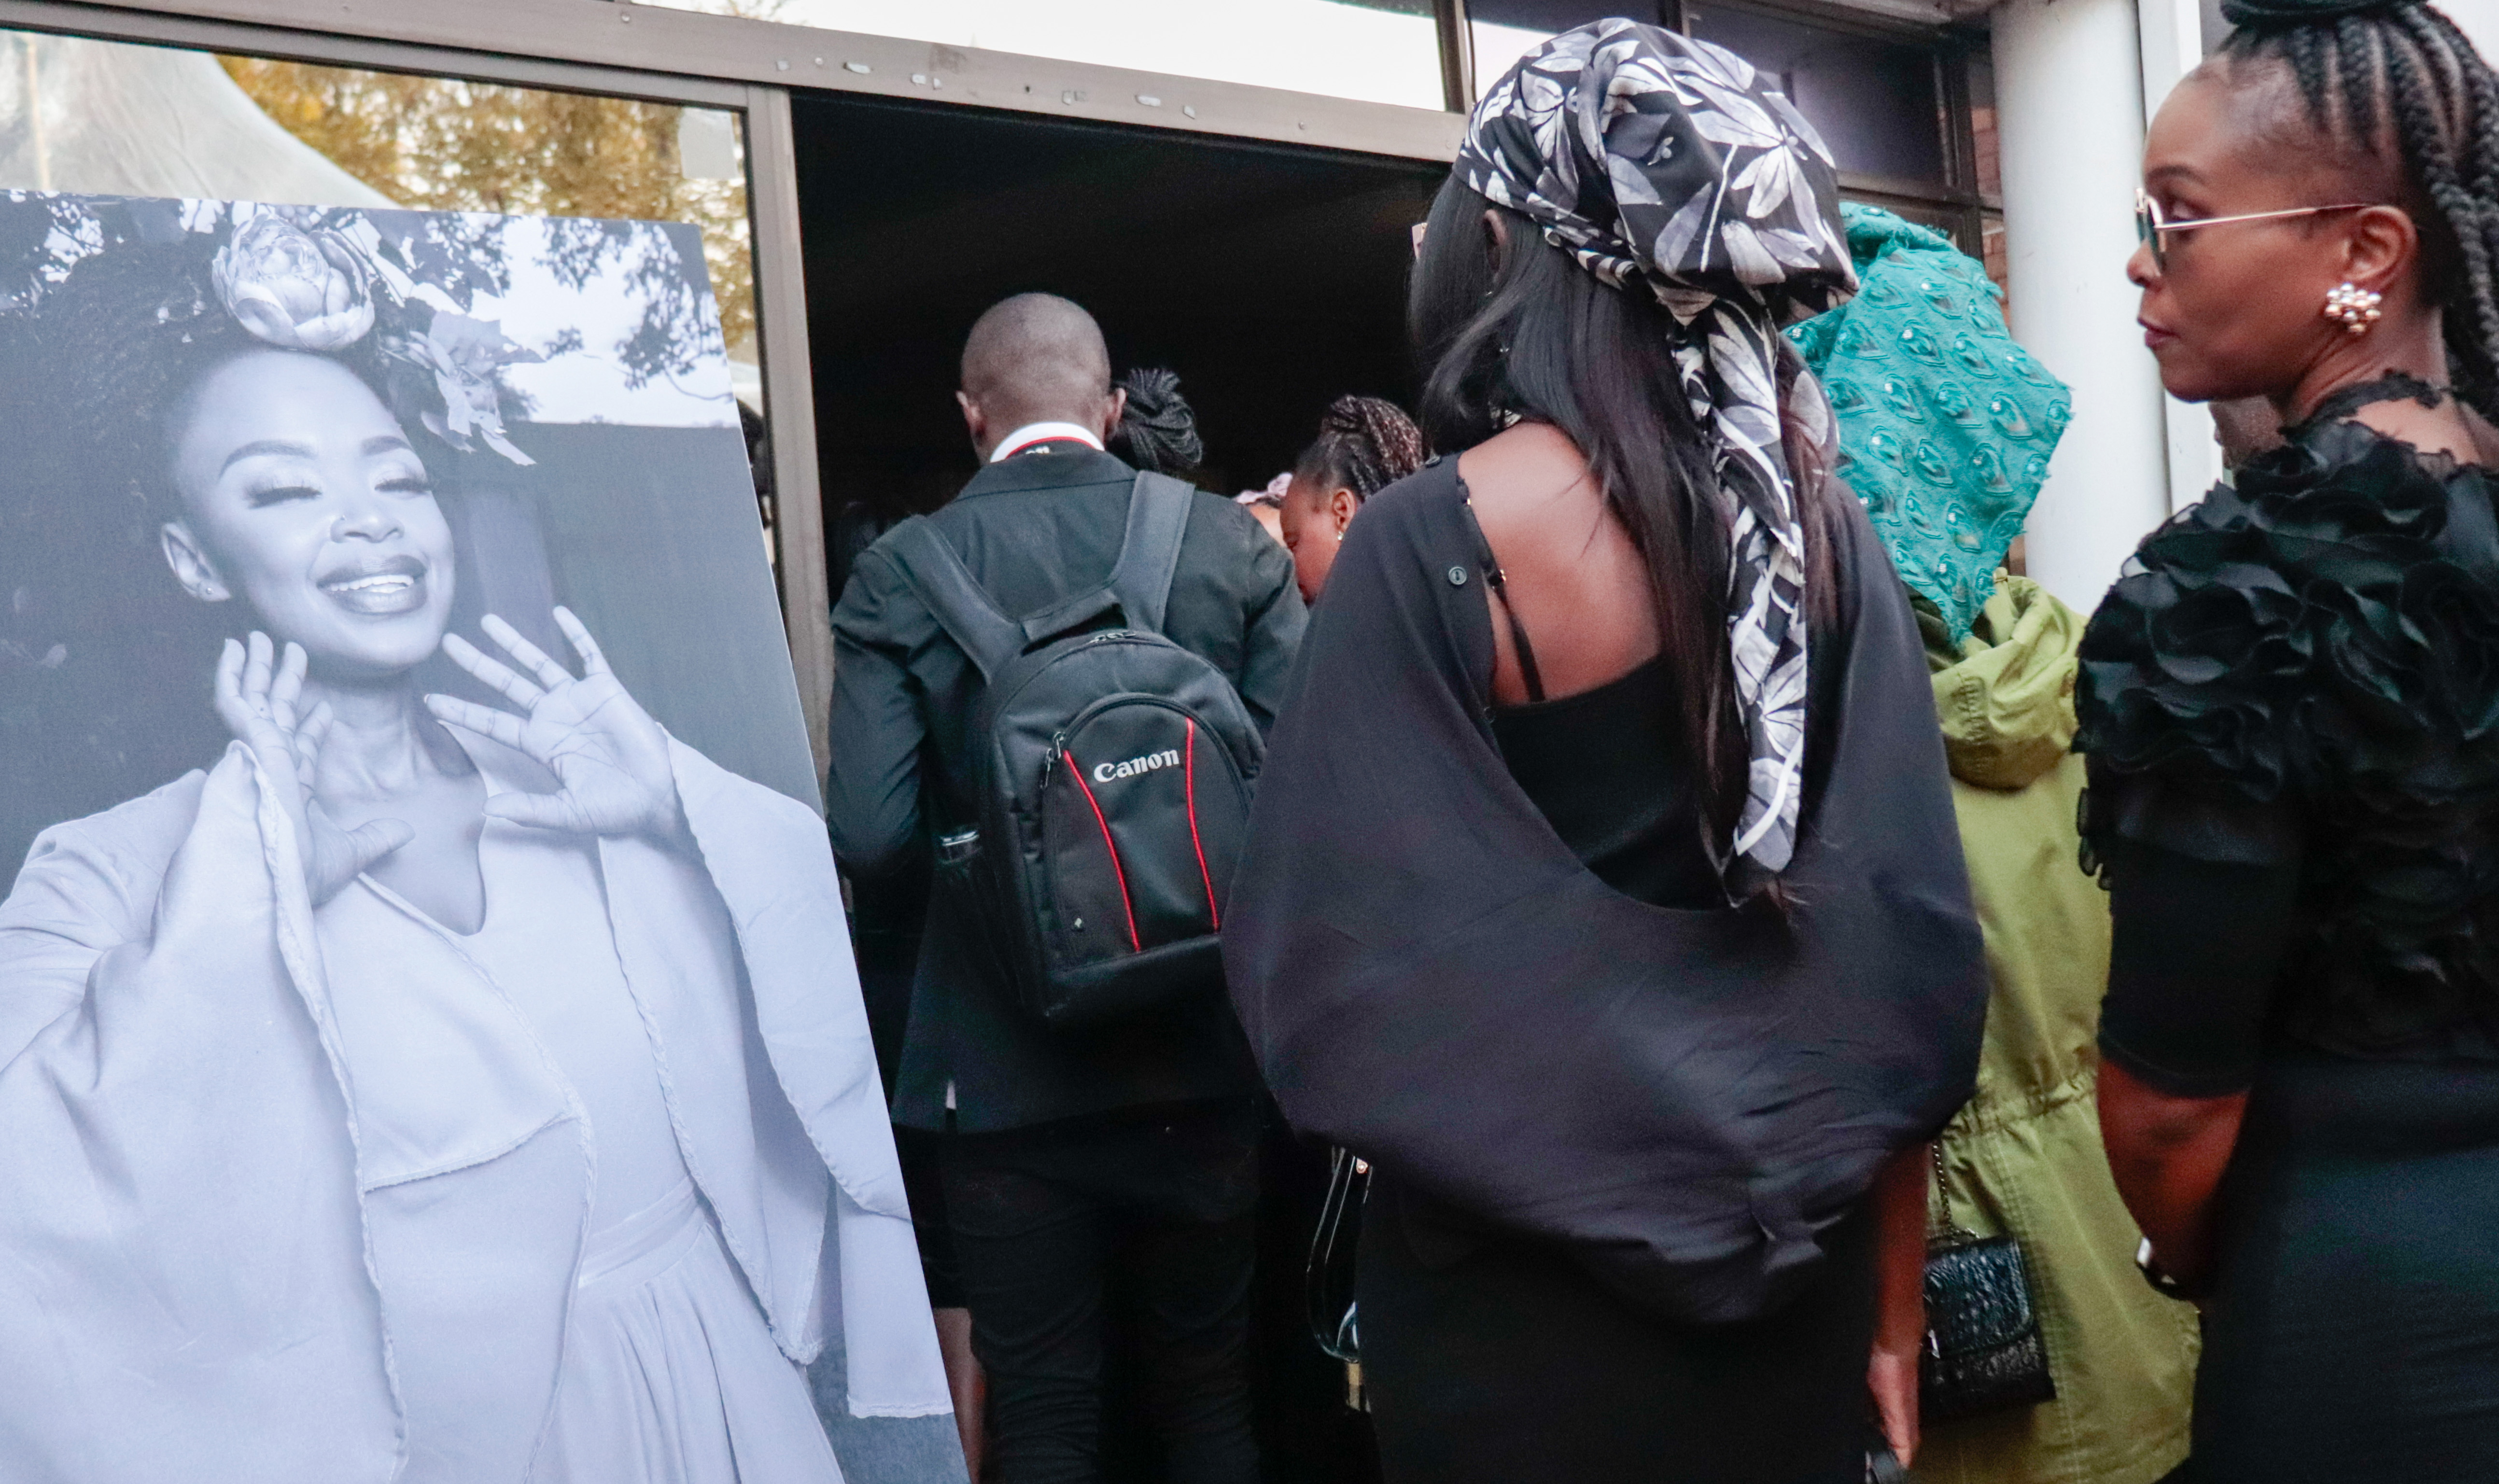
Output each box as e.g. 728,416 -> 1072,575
1911,576 -> 2198,1484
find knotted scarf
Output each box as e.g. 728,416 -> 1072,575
1455,19 -> 1856,872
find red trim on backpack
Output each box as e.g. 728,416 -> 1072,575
1066,751 -> 1142,952
1185,718 -> 1220,930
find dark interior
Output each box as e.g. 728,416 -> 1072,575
788,91 -> 1445,590
788,95 -> 1436,1484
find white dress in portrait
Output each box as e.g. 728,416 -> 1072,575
0,729 -> 948,1484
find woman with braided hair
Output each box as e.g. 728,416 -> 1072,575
2082,0 -> 2499,1476
1275,394 -> 1427,601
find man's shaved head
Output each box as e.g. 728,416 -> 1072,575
956,293 -> 1121,458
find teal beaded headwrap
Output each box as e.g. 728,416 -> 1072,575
1786,205 -> 2070,641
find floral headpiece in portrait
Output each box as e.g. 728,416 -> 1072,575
208,203 -> 541,466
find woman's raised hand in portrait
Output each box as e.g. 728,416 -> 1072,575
215,630 -> 417,904
425,607 -> 688,844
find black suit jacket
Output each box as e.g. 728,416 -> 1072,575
827,443 -> 1306,1131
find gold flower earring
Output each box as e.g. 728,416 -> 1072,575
2324,281 -> 2384,335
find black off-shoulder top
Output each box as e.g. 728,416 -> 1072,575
2076,376 -> 2499,1087
1490,655 -> 1723,911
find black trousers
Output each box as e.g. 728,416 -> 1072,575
943,1099 -> 1262,1484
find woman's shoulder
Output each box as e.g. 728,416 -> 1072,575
2075,416 -> 2497,801
1356,450 -> 1465,513
1,768 -> 211,933
1341,453 -> 1470,559
27,770 -> 211,864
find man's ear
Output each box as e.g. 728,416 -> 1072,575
2342,203 -> 2419,299
160,519 -> 230,602
957,391 -> 989,453
1100,387 -> 1128,444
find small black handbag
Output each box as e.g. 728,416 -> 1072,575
1921,1143 -> 2057,1424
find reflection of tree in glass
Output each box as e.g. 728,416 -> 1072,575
215,57 -> 757,364
0,193 -> 107,308
541,217 -> 725,392
368,210 -> 512,308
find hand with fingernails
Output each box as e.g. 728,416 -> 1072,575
215,630 -> 416,906
424,607 -> 688,844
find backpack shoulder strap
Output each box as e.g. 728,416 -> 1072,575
1105,471 -> 1193,637
1008,470 -> 1196,645
884,516 -> 1023,681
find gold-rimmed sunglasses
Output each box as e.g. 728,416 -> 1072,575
2134,189 -> 2377,271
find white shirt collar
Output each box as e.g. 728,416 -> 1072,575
989,421 -> 1105,462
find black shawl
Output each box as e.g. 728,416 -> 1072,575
1222,459 -> 1987,1324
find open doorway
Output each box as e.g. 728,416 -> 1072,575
789,89 -> 1444,588
789,90 -> 1436,1484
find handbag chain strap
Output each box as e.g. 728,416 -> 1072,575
1926,1136 -> 1980,1248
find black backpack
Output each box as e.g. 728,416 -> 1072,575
887,471 -> 1262,1029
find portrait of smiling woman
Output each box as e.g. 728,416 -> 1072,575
0,199 -> 949,1484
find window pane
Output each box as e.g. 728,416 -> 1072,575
0,35 -> 756,371
1687,7 -> 1946,186
1468,1 -> 1670,96
639,0 -> 1446,112
0,30 -> 772,543
212,55 -> 759,387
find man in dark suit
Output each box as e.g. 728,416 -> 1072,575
827,293 -> 1303,1484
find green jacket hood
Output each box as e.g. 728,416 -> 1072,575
1919,573 -> 2082,791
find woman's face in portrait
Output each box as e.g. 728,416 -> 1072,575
162,349 -> 455,680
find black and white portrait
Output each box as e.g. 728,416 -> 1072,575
0,194 -> 947,1483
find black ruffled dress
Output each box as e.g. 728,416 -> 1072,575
2076,379 -> 2499,1481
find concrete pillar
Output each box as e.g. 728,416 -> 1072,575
1994,0 -> 2175,608
2454,3 -> 2499,65
2138,0 -> 2226,512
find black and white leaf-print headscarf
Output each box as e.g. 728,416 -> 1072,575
1457,19 -> 1855,875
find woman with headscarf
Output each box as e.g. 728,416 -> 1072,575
1222,23 -> 1988,1481
1276,394 -> 1428,601
2080,1 -> 2499,1476
1791,205 -> 2200,1484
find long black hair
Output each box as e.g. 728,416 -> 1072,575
1408,177 -> 1846,836
2218,0 -> 2499,413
